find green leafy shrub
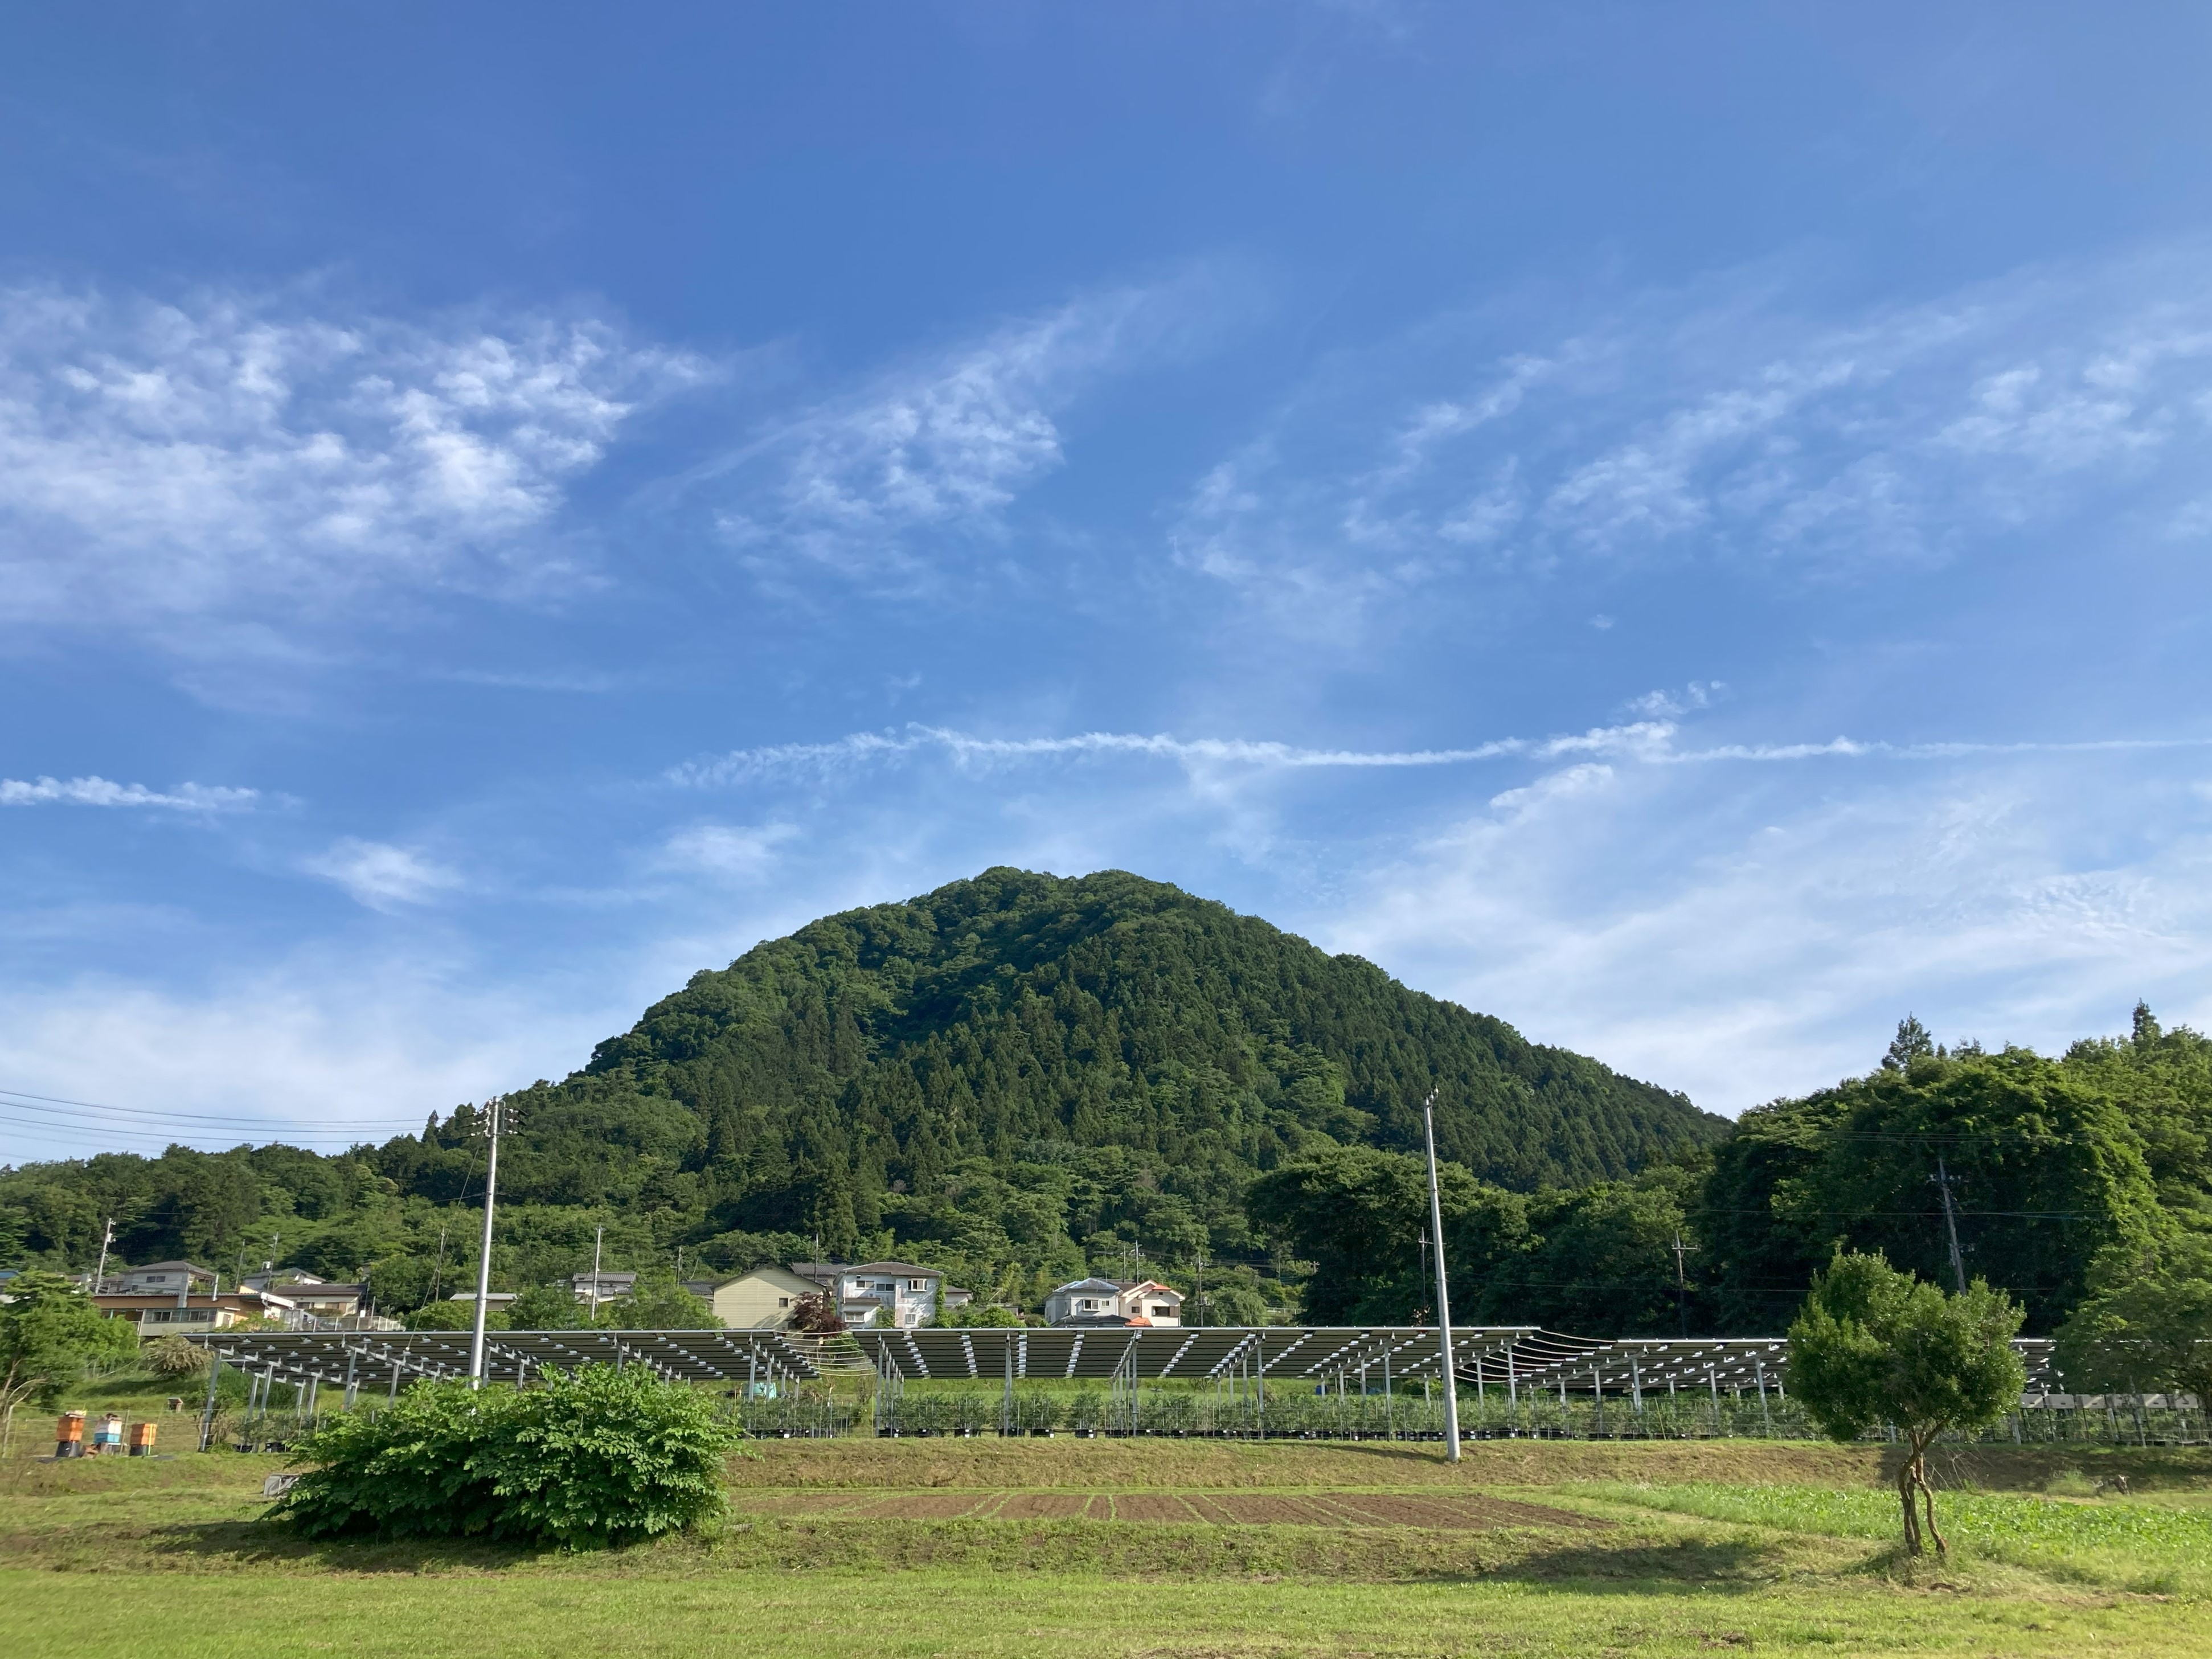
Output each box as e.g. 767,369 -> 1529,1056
145,1334 -> 211,1377
275,1365 -> 742,1546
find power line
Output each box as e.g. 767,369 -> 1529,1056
0,1112 -> 398,1154
0,1084 -> 421,1130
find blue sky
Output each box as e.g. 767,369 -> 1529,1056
6,4 -> 2212,1162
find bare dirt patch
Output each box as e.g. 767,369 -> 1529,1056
993,1493 -> 1093,1519
845,1493 -> 996,1519
1207,1495 -> 1344,1526
753,1489 -> 1607,1530
1106,1494 -> 1205,1522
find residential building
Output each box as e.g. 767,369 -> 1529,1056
790,1260 -> 973,1329
570,1269 -> 638,1305
694,1265 -> 828,1329
239,1271 -> 369,1320
105,1261 -> 214,1296
94,1288 -> 298,1336
1046,1277 -> 1184,1326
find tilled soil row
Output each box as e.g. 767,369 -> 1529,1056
730,1490 -> 1603,1530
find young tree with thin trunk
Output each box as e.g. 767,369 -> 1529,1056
1788,1251 -> 2026,1556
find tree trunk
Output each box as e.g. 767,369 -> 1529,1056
1895,1456 -> 1922,1555
1907,1431 -> 1947,1556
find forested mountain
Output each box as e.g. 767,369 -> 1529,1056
9,871 -> 2202,1346
0,868 -> 1721,1319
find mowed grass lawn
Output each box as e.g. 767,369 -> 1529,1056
7,1436 -> 2212,1657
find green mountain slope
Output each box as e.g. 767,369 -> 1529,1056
583,867 -> 1723,1238
1,867 -> 1723,1319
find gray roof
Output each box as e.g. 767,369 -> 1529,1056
841,1261 -> 946,1277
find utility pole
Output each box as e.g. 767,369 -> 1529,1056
1193,1251 -> 1206,1329
1932,1154 -> 1968,1295
1670,1232 -> 1697,1337
1421,1088 -> 1461,1463
588,1225 -> 604,1322
468,1096 -> 506,1387
93,1218 -> 114,1292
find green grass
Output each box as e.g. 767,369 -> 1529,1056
11,1565 -> 2207,1658
1572,1478 -> 2212,1594
8,1439 -> 2212,1656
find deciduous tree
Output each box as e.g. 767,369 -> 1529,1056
1789,1251 -> 2025,1556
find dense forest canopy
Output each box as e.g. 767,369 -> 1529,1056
0,869 -> 1720,1320
1254,1004 -> 2212,1338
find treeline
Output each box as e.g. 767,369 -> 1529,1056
0,869 -> 1723,1321
1254,1007 -> 2212,1342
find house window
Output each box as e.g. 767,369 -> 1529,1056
908,1279 -> 925,1292
778,1297 -> 790,1309
1150,1306 -> 1171,1318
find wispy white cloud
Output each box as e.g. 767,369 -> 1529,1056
1326,751 -> 2212,1113
0,950 -> 637,1161
656,822 -> 797,881
0,284 -> 705,635
715,273 -> 1240,584
668,718 -> 2212,790
0,775 -> 258,811
301,838 -> 463,909
1173,247 -> 2212,625
666,720 -> 1676,788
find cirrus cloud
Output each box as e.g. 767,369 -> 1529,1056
0,775 -> 259,811
0,284 -> 707,636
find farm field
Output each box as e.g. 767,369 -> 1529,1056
6,1436 -> 2211,1656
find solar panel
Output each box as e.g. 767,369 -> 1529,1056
184,1326 -> 2066,1394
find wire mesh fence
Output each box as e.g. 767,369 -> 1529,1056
865,1384 -> 2211,1445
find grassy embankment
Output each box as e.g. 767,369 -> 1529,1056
6,1434 -> 2212,1656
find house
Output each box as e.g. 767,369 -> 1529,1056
94,1288 -> 299,1335
105,1261 -> 214,1296
790,1260 -> 974,1329
570,1269 -> 638,1305
694,1265 -> 829,1330
239,1271 -> 369,1320
1046,1277 -> 1184,1327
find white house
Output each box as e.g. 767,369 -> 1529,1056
108,1261 -> 212,1295
239,1270 -> 370,1320
570,1269 -> 638,1305
793,1260 -> 972,1329
1046,1277 -> 1184,1326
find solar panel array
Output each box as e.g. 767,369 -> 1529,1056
186,1327 -> 826,1392
847,1325 -> 1587,1383
185,1326 -> 2063,1394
